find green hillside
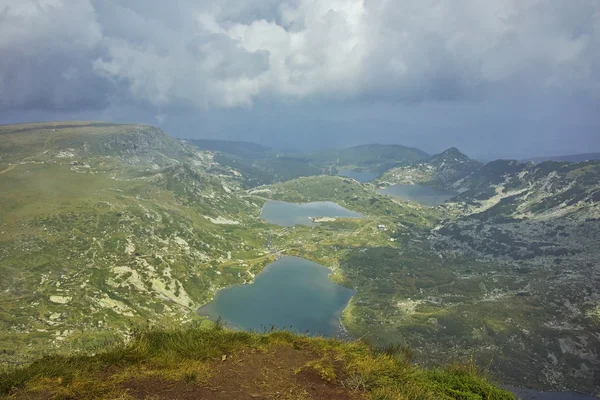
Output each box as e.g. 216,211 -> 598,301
0,122 -> 273,360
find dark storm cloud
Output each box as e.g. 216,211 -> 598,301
0,1 -> 108,110
0,45 -> 112,111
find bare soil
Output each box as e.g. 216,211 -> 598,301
122,345 -> 364,400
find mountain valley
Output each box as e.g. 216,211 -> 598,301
1,122 -> 599,398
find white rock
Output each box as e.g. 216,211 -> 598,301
49,295 -> 72,304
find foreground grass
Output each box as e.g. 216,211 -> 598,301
1,323 -> 514,400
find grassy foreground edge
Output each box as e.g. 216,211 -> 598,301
1,322 -> 514,400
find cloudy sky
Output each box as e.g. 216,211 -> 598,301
1,0 -> 599,159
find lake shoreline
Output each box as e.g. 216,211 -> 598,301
197,256 -> 354,337
377,183 -> 456,206
260,199 -> 364,226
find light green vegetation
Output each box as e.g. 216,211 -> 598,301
215,152 -> 325,187
247,175 -> 441,278
185,138 -> 275,159
1,322 -> 514,400
251,175 -> 440,221
0,123 -> 274,361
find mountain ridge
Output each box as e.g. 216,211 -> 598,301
378,146 -> 482,190
523,152 -> 600,163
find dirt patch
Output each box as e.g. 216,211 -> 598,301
123,345 -> 364,400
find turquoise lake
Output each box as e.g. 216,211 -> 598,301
260,200 -> 363,226
377,183 -> 455,206
197,256 -> 354,337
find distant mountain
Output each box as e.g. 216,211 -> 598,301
185,141 -> 430,187
185,138 -> 274,159
523,152 -> 600,163
379,147 -> 482,190
308,143 -> 429,173
433,157 -> 600,261
186,139 -> 323,187
454,159 -> 600,213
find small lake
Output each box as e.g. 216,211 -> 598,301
337,169 -> 379,182
260,200 -> 363,226
377,184 -> 455,206
198,256 -> 354,337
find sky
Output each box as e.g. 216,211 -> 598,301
0,0 -> 599,159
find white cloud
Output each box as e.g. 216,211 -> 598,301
0,0 -> 598,110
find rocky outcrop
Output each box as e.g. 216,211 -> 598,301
93,125 -> 191,167
379,147 -> 482,189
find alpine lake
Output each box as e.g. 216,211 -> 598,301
377,183 -> 455,206
337,168 -> 380,182
198,200 -> 361,336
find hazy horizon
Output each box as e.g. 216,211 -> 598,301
1,0 -> 599,160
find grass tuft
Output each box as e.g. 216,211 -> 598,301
0,323 -> 514,400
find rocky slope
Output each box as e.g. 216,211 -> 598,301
379,147 -> 482,190
424,159 -> 600,392
0,122 -> 274,361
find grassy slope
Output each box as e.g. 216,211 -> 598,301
1,323 -> 514,400
247,175 -> 441,277
0,123 -> 275,360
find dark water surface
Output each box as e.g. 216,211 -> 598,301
198,256 -> 354,337
260,199 -> 363,226
377,183 -> 455,206
337,169 -> 379,182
